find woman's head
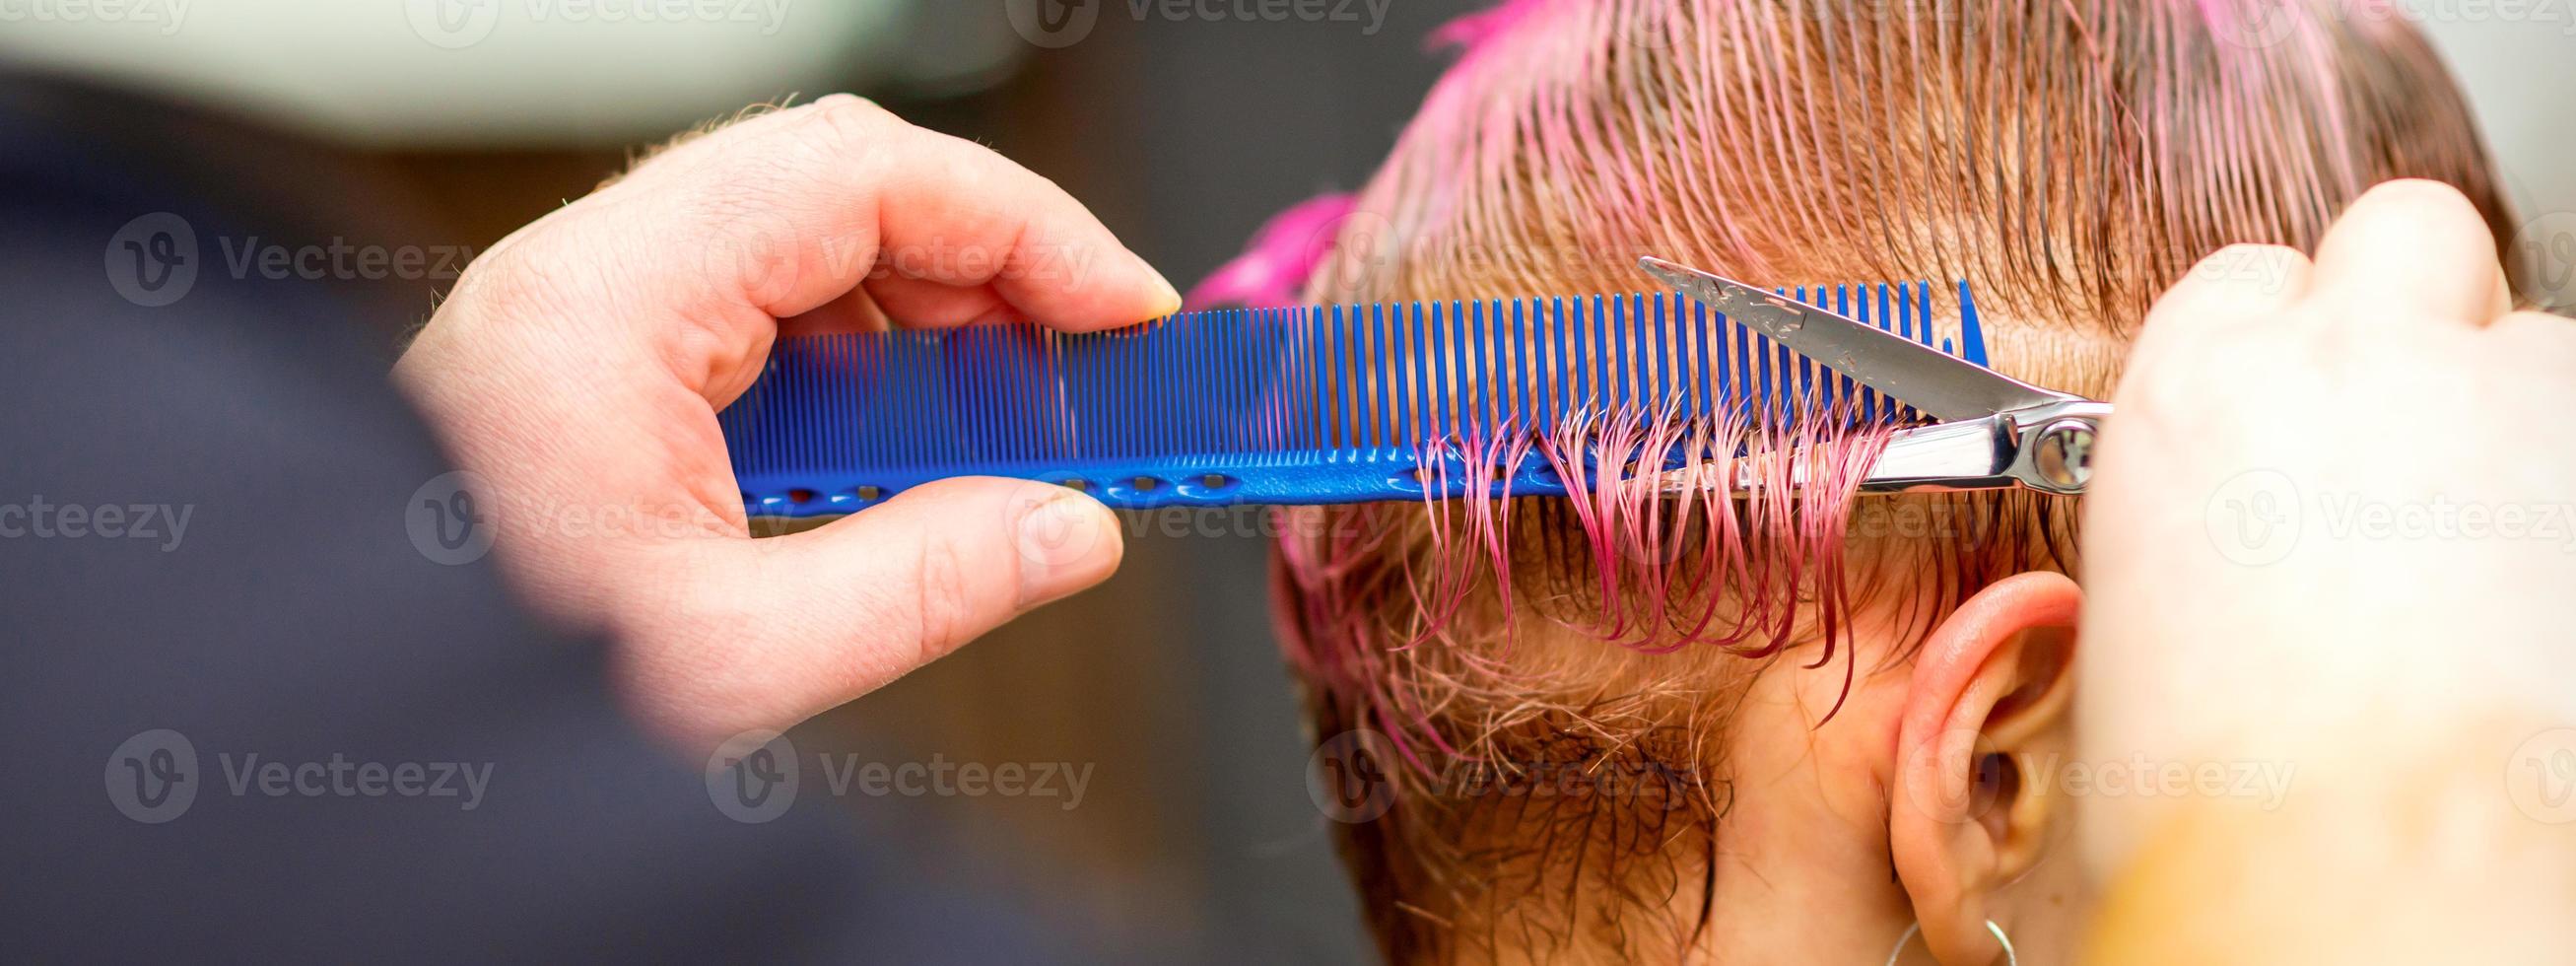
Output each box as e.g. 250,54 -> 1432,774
1201,0 -> 2510,961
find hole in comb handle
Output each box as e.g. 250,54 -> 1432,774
1177,473 -> 1238,500
1103,476 -> 1167,502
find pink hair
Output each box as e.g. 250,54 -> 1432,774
1205,1 -> 2508,954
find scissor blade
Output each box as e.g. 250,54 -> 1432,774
1638,257 -> 2073,422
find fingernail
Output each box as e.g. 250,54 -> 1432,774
1016,490 -> 1119,606
1140,258 -> 1185,318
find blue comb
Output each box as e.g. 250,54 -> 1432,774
720,283 -> 1986,518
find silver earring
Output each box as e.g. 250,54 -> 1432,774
1882,920 -> 2017,966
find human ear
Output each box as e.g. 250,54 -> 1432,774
1887,571 -> 2081,964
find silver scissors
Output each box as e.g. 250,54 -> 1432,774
1639,257 -> 2108,495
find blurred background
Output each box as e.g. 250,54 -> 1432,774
3,2 -> 2567,961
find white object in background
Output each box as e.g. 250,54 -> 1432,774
0,0 -> 1017,147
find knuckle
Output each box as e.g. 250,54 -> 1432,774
674,100 -> 902,215
908,530 -> 982,663
444,237 -> 584,321
804,96 -> 904,156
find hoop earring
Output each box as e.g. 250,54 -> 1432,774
1882,920 -> 2017,966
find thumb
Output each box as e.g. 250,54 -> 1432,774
640,478 -> 1123,751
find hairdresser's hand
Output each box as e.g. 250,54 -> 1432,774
396,98 -> 1174,754
2077,179 -> 2576,871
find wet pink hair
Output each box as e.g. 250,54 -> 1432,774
1195,0 -> 2508,958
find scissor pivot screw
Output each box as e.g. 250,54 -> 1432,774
2032,420 -> 2095,492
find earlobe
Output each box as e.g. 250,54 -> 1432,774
1886,571 -> 2082,965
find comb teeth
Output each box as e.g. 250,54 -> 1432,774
721,283 -> 1985,516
